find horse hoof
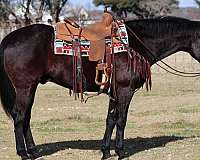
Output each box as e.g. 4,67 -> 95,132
28,147 -> 42,158
21,156 -> 31,160
118,157 -> 129,160
102,156 -> 114,160
27,149 -> 42,159
18,151 -> 29,160
118,152 -> 129,160
101,153 -> 112,160
29,152 -> 42,159
116,149 -> 129,160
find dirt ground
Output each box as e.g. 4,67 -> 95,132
0,53 -> 200,160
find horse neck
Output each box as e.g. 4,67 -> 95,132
126,18 -> 200,66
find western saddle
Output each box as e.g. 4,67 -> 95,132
56,12 -> 113,61
55,12 -> 115,100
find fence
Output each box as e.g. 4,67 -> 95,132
152,52 -> 200,73
149,52 -> 200,95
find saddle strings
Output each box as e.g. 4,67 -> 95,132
65,22 -> 85,101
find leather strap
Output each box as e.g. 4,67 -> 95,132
64,18 -> 80,28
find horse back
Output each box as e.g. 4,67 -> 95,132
1,24 -> 54,84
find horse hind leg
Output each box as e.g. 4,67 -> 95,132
11,84 -> 38,160
12,104 -> 29,159
23,85 -> 39,158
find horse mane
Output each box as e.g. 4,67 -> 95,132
125,16 -> 200,39
125,16 -> 191,22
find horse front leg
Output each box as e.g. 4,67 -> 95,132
115,87 -> 134,159
101,99 -> 118,159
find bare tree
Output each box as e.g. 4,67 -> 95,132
1,0 -> 46,25
1,0 -> 25,25
21,0 -> 46,24
45,0 -> 68,23
0,0 -> 10,22
195,0 -> 200,7
1,0 -> 68,26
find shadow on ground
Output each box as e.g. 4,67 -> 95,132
34,136 -> 187,158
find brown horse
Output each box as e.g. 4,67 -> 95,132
1,16 -> 200,160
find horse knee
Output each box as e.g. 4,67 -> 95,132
116,116 -> 126,129
11,106 -> 26,126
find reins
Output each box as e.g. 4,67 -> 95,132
125,24 -> 200,77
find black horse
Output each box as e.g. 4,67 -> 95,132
0,16 -> 200,160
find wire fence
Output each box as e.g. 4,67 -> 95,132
152,52 -> 200,73
149,52 -> 200,95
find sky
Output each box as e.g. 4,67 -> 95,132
179,0 -> 197,7
69,0 -> 198,9
69,0 -> 103,10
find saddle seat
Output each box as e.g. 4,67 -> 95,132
56,12 -> 113,61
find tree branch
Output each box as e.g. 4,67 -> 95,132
1,0 -> 24,24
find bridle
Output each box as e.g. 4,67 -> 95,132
124,24 -> 200,77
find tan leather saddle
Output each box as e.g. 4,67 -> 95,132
56,12 -> 113,61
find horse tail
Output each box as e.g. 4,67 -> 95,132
0,42 -> 16,118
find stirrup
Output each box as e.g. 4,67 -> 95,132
95,63 -> 110,86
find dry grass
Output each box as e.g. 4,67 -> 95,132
0,52 -> 200,160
